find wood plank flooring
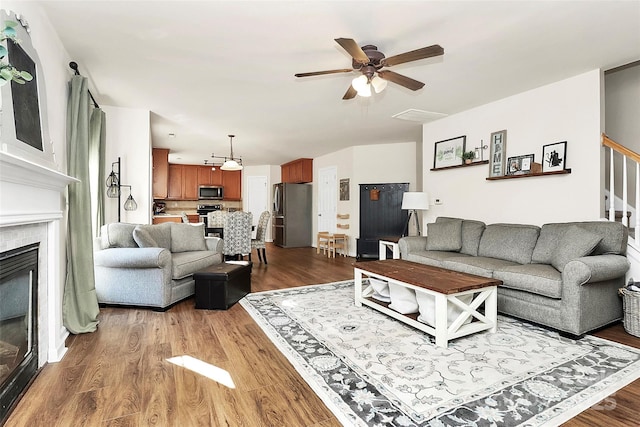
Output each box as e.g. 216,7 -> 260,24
5,244 -> 640,426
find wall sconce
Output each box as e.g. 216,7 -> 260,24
106,157 -> 137,221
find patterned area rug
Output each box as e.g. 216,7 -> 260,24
240,281 -> 640,427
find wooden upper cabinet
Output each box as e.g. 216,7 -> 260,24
222,170 -> 242,200
152,148 -> 170,199
182,165 -> 199,200
167,164 -> 183,200
281,158 -> 313,183
165,163 -> 240,201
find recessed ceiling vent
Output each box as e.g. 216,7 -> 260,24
392,109 -> 447,123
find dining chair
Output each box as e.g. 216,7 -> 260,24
223,211 -> 253,261
251,211 -> 271,264
206,211 -> 227,237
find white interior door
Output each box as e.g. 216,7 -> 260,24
318,166 -> 337,233
246,176 -> 269,240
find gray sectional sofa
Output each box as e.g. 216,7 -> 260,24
94,222 -> 224,310
399,217 -> 630,336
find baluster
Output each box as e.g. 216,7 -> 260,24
623,155 -> 628,227
609,147 -> 615,222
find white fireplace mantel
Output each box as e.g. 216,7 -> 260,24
0,150 -> 78,363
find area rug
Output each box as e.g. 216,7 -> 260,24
240,281 -> 640,427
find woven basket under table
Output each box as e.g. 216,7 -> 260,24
619,287 -> 640,338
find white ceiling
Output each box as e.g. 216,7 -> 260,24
36,1 -> 640,166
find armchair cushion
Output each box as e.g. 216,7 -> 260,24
170,223 -> 207,253
550,225 -> 602,272
425,220 -> 462,251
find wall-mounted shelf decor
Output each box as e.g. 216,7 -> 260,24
337,213 -> 350,219
337,224 -> 350,229
431,160 -> 489,171
486,169 -> 571,181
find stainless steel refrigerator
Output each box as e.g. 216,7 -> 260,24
273,183 -> 312,247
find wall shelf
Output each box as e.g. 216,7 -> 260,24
430,160 -> 489,171
486,169 -> 571,181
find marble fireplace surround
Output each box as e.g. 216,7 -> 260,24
0,151 -> 77,366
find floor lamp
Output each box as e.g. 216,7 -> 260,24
401,192 -> 430,236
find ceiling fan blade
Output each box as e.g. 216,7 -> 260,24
295,68 -> 354,78
334,38 -> 370,64
380,44 -> 444,67
377,70 -> 425,91
342,85 -> 357,100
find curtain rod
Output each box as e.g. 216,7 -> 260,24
68,61 -> 99,108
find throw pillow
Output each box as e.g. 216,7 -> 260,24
132,227 -> 158,248
170,223 -> 208,253
100,223 -> 137,248
550,225 -> 602,272
425,220 -> 463,252
134,223 -> 172,250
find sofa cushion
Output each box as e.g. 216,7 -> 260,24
133,223 -> 171,249
172,251 -> 220,280
426,220 -> 462,251
436,217 -> 486,256
170,223 -> 207,253
441,256 -> 518,278
132,227 -> 158,248
478,223 -> 540,264
100,223 -> 137,249
494,264 -> 563,299
550,225 -> 602,272
533,221 -> 627,264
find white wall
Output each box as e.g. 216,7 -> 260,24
242,164 -> 278,242
101,106 -> 151,224
313,141 -> 416,256
423,69 -> 603,226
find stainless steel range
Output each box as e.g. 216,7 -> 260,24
196,204 -> 222,225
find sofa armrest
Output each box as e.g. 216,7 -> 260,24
563,254 -> 630,285
94,247 -> 171,269
398,236 -> 428,257
205,236 -> 223,253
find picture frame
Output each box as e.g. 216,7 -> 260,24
542,141 -> 567,172
506,154 -> 535,176
339,178 -> 350,201
488,130 -> 507,177
433,135 -> 466,169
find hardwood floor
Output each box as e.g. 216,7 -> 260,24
5,244 -> 640,426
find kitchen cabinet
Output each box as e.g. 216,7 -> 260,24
197,166 -> 223,186
281,158 -> 313,183
152,215 -> 181,224
165,164 -> 241,201
152,148 -> 169,199
222,170 -> 242,200
167,164 -> 183,200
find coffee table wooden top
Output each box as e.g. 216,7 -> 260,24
353,259 -> 502,295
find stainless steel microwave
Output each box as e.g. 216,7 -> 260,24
198,185 -> 223,200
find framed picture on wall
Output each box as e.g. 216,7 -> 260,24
506,154 -> 535,175
489,130 -> 507,177
542,141 -> 567,172
339,178 -> 350,201
433,136 -> 466,169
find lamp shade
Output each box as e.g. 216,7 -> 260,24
401,192 -> 430,210
220,159 -> 243,171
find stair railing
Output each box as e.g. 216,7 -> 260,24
603,133 -> 640,242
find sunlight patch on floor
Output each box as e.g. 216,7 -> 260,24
167,355 -> 236,388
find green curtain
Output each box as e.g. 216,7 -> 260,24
63,75 -> 100,334
89,108 -> 106,235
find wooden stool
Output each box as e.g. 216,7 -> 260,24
329,234 -> 348,258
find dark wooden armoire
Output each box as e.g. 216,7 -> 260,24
356,183 -> 409,259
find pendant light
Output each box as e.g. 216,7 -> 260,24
205,135 -> 243,171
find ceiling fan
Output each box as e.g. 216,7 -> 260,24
295,38 -> 444,99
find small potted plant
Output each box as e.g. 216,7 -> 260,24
462,151 -> 475,164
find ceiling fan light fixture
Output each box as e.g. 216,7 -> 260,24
356,83 -> 372,97
371,75 -> 388,93
351,75 -> 368,92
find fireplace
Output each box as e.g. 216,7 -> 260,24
0,243 -> 39,423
